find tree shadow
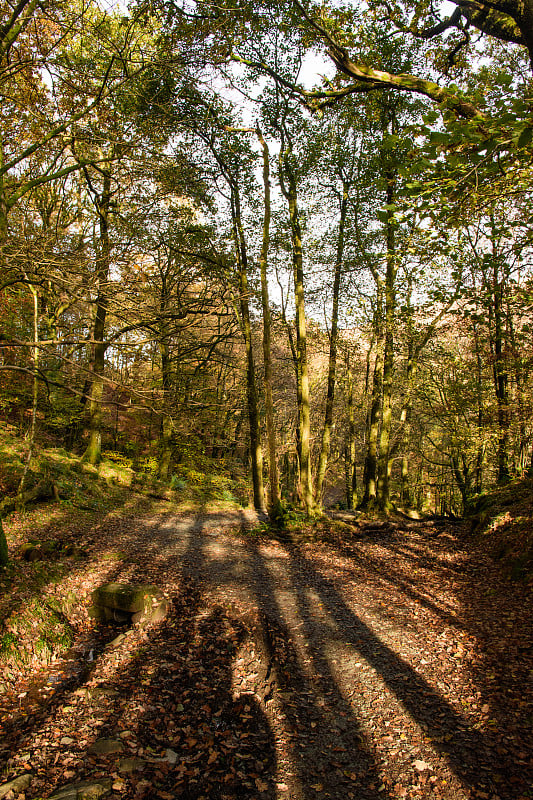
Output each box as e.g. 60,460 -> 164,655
2,506 -> 531,799
1,512 -> 278,800
242,538 -> 391,800
304,519 -> 533,798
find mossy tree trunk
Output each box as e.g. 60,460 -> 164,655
315,179 -> 349,507
18,280 -> 39,495
490,246 -> 510,485
257,128 -> 281,517
157,262 -> 173,481
231,182 -> 265,513
344,353 -> 357,509
82,166 -> 112,466
376,169 -> 398,512
279,140 -> 314,515
158,341 -> 173,481
279,291 -> 300,500
360,289 -> 384,510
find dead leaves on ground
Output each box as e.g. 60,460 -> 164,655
0,507 -> 531,800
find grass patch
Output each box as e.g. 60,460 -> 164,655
0,596 -> 74,669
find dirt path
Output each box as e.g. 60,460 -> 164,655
0,507 -> 531,800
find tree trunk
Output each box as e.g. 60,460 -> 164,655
0,139 -> 7,246
471,318 -> 485,493
360,293 -> 384,510
279,146 -> 314,514
344,354 -> 357,509
18,281 -> 39,495
451,453 -> 473,512
492,260 -> 510,484
82,168 -> 111,465
231,184 -> 265,512
157,263 -> 174,481
508,313 -> 529,475
376,171 -> 397,512
257,129 -> 281,517
315,180 -> 348,506
390,336 -> 415,509
158,341 -> 173,481
279,298 -> 301,498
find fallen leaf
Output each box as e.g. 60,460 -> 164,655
413,759 -> 432,772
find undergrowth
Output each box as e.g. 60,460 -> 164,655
0,425 -> 253,684
469,476 -> 533,581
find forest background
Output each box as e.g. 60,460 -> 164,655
1,0 -> 533,563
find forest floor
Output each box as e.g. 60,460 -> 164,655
0,500 -> 532,800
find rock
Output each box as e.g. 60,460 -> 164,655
103,607 -> 131,624
165,748 -> 178,765
89,583 -> 167,627
132,599 -> 169,626
0,774 -> 32,798
87,738 -> 124,755
20,543 -> 41,562
106,633 -> 126,649
60,736 -> 75,745
49,779 -> 112,799
133,779 -> 151,796
117,757 -> 146,774
91,583 -> 162,613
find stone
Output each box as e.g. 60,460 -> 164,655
87,739 -> 124,755
20,543 -> 41,562
87,606 -> 107,623
106,634 -> 126,649
0,774 -> 32,799
89,583 -> 167,627
91,583 -> 163,614
165,748 -> 178,765
103,607 -> 131,624
117,757 -> 146,774
131,599 -> 169,626
49,779 -> 112,799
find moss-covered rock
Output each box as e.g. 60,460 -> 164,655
89,582 -> 168,625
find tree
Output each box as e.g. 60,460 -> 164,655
0,0 -> 145,248
292,0 -> 531,115
256,127 -> 282,517
313,115 -> 355,506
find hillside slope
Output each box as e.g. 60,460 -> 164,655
469,476 -> 533,581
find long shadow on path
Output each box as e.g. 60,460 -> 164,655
284,544 -> 521,798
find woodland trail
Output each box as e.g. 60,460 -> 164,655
0,506 -> 531,800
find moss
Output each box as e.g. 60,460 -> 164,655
0,598 -> 74,668
468,477 -> 533,581
0,518 -> 8,567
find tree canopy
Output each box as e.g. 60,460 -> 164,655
1,0 -> 532,554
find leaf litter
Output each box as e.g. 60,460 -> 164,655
0,505 -> 531,800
